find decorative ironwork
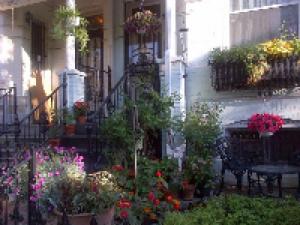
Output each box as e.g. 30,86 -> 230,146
210,56 -> 300,92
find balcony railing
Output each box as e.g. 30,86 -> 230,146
210,55 -> 300,91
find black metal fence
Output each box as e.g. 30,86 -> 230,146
210,56 -> 300,91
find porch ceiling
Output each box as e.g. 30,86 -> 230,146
49,0 -> 105,16
0,0 -> 47,11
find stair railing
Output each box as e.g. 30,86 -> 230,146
0,86 -> 18,136
16,76 -> 67,148
78,65 -> 112,111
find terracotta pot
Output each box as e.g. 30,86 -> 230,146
55,207 -> 114,225
77,116 -> 87,124
65,124 -> 76,136
182,182 -> 195,200
48,138 -> 60,147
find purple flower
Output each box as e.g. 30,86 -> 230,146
30,195 -> 38,202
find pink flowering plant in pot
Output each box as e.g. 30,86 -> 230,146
248,113 -> 284,137
30,147 -> 118,224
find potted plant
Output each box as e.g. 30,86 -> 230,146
73,100 -> 89,124
31,147 -> 117,225
124,10 -> 160,34
182,154 -> 214,200
248,113 -> 284,137
48,109 -> 63,147
64,110 -> 76,136
52,5 -> 89,52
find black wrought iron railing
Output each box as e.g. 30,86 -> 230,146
0,87 -> 18,136
210,56 -> 300,91
78,65 -> 112,111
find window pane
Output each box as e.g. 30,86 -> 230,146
231,0 -> 296,11
230,5 -> 299,46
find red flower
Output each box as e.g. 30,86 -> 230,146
155,170 -> 162,177
248,113 -> 284,134
154,199 -> 160,206
120,210 -> 128,219
148,192 -> 155,201
118,199 -> 131,209
112,165 -> 124,172
166,195 -> 173,203
173,202 -> 180,210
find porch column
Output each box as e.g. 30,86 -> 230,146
66,0 -> 76,70
165,0 -> 177,96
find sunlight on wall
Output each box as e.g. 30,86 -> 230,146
22,47 -> 31,94
0,35 -> 14,63
186,0 -> 229,65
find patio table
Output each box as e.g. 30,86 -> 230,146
247,164 -> 300,197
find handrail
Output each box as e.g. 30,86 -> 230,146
19,83 -> 65,124
98,71 -> 127,110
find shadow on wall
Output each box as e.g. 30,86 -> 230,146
28,69 -> 48,123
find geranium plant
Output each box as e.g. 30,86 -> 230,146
124,10 -> 160,34
248,113 -> 284,135
73,100 -> 89,119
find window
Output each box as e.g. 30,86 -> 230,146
231,0 -> 296,12
230,0 -> 299,46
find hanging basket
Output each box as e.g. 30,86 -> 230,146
124,10 -> 160,34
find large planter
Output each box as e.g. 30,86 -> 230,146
55,207 -> 114,225
77,116 -> 87,124
65,124 -> 76,136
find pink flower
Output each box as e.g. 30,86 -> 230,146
30,195 -> 38,202
48,172 -> 54,177
120,210 -> 128,219
55,171 -> 60,176
148,192 -> 155,201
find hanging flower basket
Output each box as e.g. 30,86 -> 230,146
247,113 -> 284,137
124,10 -> 160,34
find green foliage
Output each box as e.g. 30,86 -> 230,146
34,148 -> 117,214
52,5 -> 89,52
164,194 -> 300,225
135,157 -> 178,197
210,35 -> 300,84
183,154 -> 213,188
179,102 -> 222,154
134,90 -> 177,132
100,112 -> 135,166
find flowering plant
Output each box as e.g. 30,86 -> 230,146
31,147 -> 117,214
113,162 -> 180,225
124,10 -> 160,34
248,113 -> 284,134
0,150 -> 30,200
73,100 -> 89,118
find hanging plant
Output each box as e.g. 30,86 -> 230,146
52,5 -> 89,52
124,10 -> 160,34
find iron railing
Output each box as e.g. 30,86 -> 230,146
210,56 -> 300,91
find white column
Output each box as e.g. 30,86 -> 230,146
165,0 -> 177,96
66,0 -> 76,70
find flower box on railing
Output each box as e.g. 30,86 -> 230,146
210,55 -> 300,91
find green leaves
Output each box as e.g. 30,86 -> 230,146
52,5 -> 89,53
164,195 -> 300,225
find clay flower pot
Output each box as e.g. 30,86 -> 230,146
55,207 -> 114,225
77,116 -> 87,124
182,182 -> 195,200
65,124 -> 76,136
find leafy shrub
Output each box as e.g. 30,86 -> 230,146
164,194 -> 300,225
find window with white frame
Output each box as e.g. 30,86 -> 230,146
230,0 -> 299,46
